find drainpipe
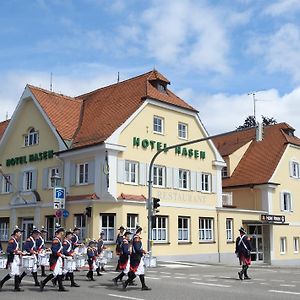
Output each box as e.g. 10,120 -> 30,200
217,210 -> 221,263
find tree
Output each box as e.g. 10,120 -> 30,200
237,115 -> 277,130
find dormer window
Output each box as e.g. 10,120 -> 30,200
157,82 -> 167,93
24,127 -> 39,146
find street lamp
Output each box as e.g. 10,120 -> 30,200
51,173 -> 61,188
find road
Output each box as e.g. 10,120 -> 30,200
1,261 -> 300,300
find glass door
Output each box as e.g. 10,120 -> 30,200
248,225 -> 264,262
21,218 -> 34,245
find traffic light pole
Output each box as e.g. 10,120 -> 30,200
147,129 -> 238,257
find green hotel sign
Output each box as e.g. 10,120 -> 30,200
6,150 -> 54,167
133,137 -> 205,159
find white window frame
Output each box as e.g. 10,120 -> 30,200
24,128 -> 39,146
294,237 -> 299,254
152,216 -> 168,242
281,191 -> 292,212
23,171 -> 33,191
100,214 -> 115,242
127,214 -> 138,237
226,218 -> 233,242
74,214 -> 87,241
199,218 -> 214,242
201,173 -> 211,192
290,161 -> 300,178
153,116 -> 164,134
222,166 -> 228,178
76,162 -> 89,185
280,237 -> 287,254
153,165 -> 165,187
125,160 -> 138,184
2,175 -> 12,193
0,218 -> 9,241
178,122 -> 188,139
49,167 -> 59,188
179,169 -> 189,190
178,217 -> 190,242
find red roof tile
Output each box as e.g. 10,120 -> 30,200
213,123 -> 300,187
66,193 -> 100,201
118,193 -> 146,201
0,119 -> 10,141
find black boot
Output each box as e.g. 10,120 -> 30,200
96,267 -> 102,276
238,266 -> 244,280
40,273 -> 54,291
139,274 -> 151,290
122,271 -> 135,290
32,272 -> 40,286
19,271 -> 26,285
57,275 -> 68,292
14,275 -> 23,292
112,272 -> 125,285
0,274 -> 11,290
244,265 -> 251,280
64,273 -> 69,281
69,272 -> 80,287
41,266 -> 47,277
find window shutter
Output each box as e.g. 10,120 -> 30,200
290,193 -> 294,212
42,168 -> 49,190
0,176 -> 2,194
211,174 -> 217,193
19,172 -> 24,192
166,167 -> 173,188
139,163 -> 146,185
32,169 -> 37,190
173,168 -> 179,189
280,192 -> 284,211
88,160 -> 95,184
190,171 -> 196,191
9,174 -> 15,192
196,172 -> 202,192
117,159 -> 125,183
289,161 -> 294,177
70,163 -> 76,186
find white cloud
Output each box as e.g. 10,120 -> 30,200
264,0 -> 300,16
248,23 -> 300,82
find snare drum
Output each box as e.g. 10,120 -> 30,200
75,255 -> 85,268
65,257 -> 76,271
38,253 -> 50,266
0,257 -> 7,269
22,256 -> 35,268
103,250 -> 113,262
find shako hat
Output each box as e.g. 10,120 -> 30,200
55,223 -> 65,234
31,226 -> 41,235
40,226 -> 48,233
12,226 -> 24,235
118,225 -> 125,230
239,227 -> 247,234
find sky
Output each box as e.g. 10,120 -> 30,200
1,0 -> 300,135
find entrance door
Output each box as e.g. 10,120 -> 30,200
248,225 -> 264,262
21,218 -> 34,242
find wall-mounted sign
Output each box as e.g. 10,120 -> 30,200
261,214 -> 285,224
133,137 -> 205,159
6,150 -> 54,167
53,187 -> 65,210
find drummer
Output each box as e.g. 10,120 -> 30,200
40,225 -> 68,292
36,226 -> 48,277
0,227 -> 24,292
71,226 -> 83,271
86,239 -> 97,281
96,231 -> 106,276
19,227 -> 41,287
63,230 -> 80,287
115,225 -> 125,271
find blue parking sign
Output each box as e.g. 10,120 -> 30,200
54,187 -> 65,201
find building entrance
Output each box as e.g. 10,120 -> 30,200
21,218 -> 34,241
248,225 -> 264,262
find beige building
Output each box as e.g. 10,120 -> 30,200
0,70 -> 299,265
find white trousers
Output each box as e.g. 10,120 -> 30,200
10,255 -> 22,276
135,257 -> 145,276
53,257 -> 63,277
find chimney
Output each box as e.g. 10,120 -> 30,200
256,122 -> 263,141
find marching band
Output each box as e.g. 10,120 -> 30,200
0,224 -> 151,293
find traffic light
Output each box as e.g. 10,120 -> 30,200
85,207 -> 92,217
152,197 -> 161,211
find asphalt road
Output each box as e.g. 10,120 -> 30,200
1,261 -> 300,300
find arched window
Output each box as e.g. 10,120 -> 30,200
24,128 -> 39,146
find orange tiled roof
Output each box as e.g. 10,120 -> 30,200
213,123 -> 300,187
27,70 -> 196,149
66,193 -> 100,201
118,193 -> 146,201
0,119 -> 10,141
28,85 -> 83,141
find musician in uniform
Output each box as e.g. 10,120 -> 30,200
36,226 -> 48,277
122,226 -> 151,291
62,230 -> 80,287
96,231 -> 106,276
86,240 -> 97,281
40,226 -> 68,292
112,229 -> 131,285
115,225 -> 125,271
0,227 -> 24,292
19,227 -> 41,287
235,227 -> 252,280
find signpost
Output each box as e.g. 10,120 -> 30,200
53,187 -> 65,210
261,214 -> 286,224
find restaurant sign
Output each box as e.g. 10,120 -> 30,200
6,150 -> 54,167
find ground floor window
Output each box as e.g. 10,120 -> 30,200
0,218 -> 9,241
152,216 -> 168,242
74,214 -> 86,241
199,218 -> 214,241
127,214 -> 138,236
294,237 -> 299,253
178,217 -> 190,242
280,237 -> 287,254
100,214 -> 115,242
226,218 -> 233,242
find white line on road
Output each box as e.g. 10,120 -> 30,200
279,284 -> 296,287
174,276 -> 185,279
146,277 -> 160,280
174,273 -> 185,275
160,275 -> 171,278
108,294 -> 145,300
192,282 -> 231,288
269,290 -> 300,296
270,279 -> 285,282
160,272 -> 171,274
147,270 -> 158,273
161,261 -> 211,267
253,278 -> 264,281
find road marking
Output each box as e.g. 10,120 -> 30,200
161,261 -> 210,267
147,270 -> 158,273
146,276 -> 160,280
160,272 -> 171,274
161,275 -> 171,278
253,278 -> 264,281
192,282 -> 231,288
190,277 -> 202,280
174,276 -> 185,279
108,294 -> 145,300
269,290 -> 300,296
174,273 -> 185,275
219,276 -> 231,279
280,284 -> 296,287
270,279 -> 284,282
159,264 -> 192,269
260,283 -> 269,285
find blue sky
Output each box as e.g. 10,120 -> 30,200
1,0 -> 300,134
